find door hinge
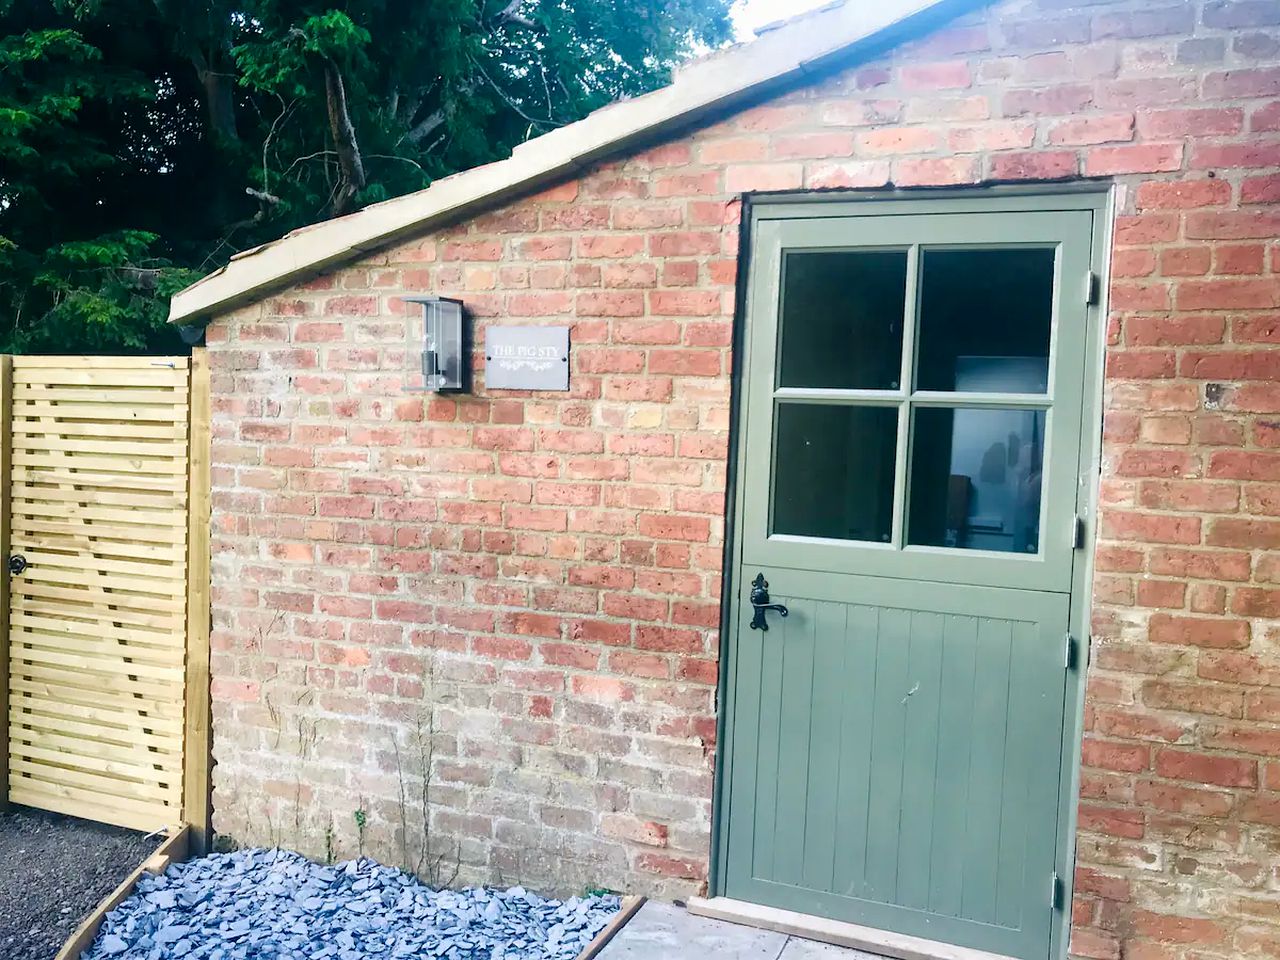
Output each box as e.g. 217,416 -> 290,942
1084,271 -> 1100,306
1065,634 -> 1093,671
1050,872 -> 1062,910
1071,513 -> 1085,549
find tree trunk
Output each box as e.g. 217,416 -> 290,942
323,59 -> 367,217
192,51 -> 239,144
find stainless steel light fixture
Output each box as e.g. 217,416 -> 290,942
404,296 -> 466,392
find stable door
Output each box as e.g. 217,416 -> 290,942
721,201 -> 1097,960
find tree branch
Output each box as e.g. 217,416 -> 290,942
321,58 -> 367,217
404,106 -> 448,146
470,57 -> 564,130
492,0 -> 536,29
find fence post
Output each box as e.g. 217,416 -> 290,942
183,348 -> 212,853
0,356 -> 10,811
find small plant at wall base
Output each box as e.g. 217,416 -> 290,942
391,665 -> 461,889
354,806 -> 368,857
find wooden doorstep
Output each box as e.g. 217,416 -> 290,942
55,822 -> 190,960
684,897 -> 1018,960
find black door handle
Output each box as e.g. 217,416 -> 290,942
749,573 -> 788,631
8,554 -> 28,576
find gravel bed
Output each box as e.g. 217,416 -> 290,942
0,807 -> 158,960
84,848 -> 621,960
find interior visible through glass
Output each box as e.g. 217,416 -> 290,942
778,250 -> 908,390
916,249 -> 1055,394
908,407 -> 1046,553
773,404 -> 897,543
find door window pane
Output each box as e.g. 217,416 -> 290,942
908,407 -> 1046,553
916,249 -> 1055,394
773,404 -> 897,543
779,251 -> 908,390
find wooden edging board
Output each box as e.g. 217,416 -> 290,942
55,823 -> 191,960
576,895 -> 646,960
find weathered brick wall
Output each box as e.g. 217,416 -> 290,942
204,0 -> 1280,955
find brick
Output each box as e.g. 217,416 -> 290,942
1135,179 -> 1232,210
900,61 -> 972,90
1148,613 -> 1249,650
1142,680 -> 1244,718
637,515 -> 711,543
1101,510 -> 1201,544
1155,749 -> 1257,788
1253,101 -> 1280,132
1092,5 -> 1195,39
1214,244 -> 1266,275
724,163 -> 804,193
1203,67 -> 1280,99
1191,142 -> 1280,169
1136,108 -> 1244,139
1138,480 -> 1238,513
1125,315 -> 1224,346
770,132 -> 856,160
1048,113 -> 1135,146
805,161 -> 892,189
946,123 -> 1035,153
1084,144 -> 1183,176
1134,780 -> 1233,817
1177,278 -> 1280,311
990,150 -> 1078,180
1208,518 -> 1280,549
1186,210 -> 1280,239
1204,0 -> 1280,28
697,137 -> 767,164
1082,738 -> 1150,773
892,156 -> 980,186
1003,85 -> 1094,117
1242,174 -> 1280,204
1114,214 -> 1179,246
1209,450 -> 1280,481
1006,17 -> 1091,47
858,127 -> 943,155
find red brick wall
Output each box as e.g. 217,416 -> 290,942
205,0 -> 1280,954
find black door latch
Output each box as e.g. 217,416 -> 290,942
749,573 -> 789,631
8,554 -> 28,576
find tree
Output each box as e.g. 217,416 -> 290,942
0,0 -> 731,353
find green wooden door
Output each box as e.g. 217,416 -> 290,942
721,202 -> 1096,960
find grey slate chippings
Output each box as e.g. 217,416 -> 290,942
82,848 -> 621,960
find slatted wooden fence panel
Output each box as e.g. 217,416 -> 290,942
6,356 -> 193,831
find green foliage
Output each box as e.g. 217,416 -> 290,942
0,0 -> 731,354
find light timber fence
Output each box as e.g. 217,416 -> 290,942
0,353 -> 211,851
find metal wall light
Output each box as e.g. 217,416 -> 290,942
404,296 -> 467,393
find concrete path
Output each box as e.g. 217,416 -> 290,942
598,901 -> 883,960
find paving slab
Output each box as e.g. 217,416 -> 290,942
598,902 -> 884,960
599,901 -> 788,959
778,937 -> 884,960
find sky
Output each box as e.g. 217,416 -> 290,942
731,0 -> 834,38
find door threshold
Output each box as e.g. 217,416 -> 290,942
685,897 -> 1019,960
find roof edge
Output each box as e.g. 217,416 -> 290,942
169,0 -> 959,325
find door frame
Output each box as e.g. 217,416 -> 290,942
709,185 -> 1115,960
